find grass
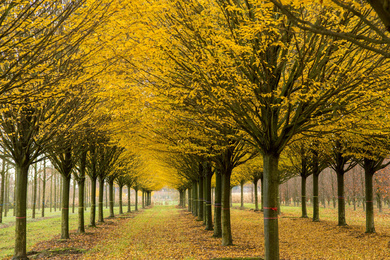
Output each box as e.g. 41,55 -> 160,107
232,202 -> 390,229
0,206 -> 135,259
2,202 -> 390,259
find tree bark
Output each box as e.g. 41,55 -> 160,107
301,175 -> 308,218
188,188 -> 192,212
213,171 -> 222,238
142,189 -> 145,209
72,178 -> 76,214
205,165 -> 213,231
263,153 -> 280,260
119,185 -> 123,214
13,164 -> 29,260
254,179 -> 259,211
41,160 -> 46,218
221,170 -> 233,246
32,165 -> 38,219
98,176 -> 105,222
192,181 -> 197,216
260,176 -> 264,211
198,176 -> 204,221
127,185 -> 131,213
109,179 -> 115,218
365,169 -> 375,233
240,180 -> 244,209
135,189 -> 138,211
337,172 -> 347,226
61,174 -> 71,239
313,173 -> 320,222
89,177 -> 97,227
0,160 -> 5,223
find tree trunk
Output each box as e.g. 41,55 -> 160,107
263,153 -> 280,260
142,189 -> 145,209
41,160 -> 46,218
240,180 -> 244,209
72,178 -> 76,214
313,173 -> 320,222
214,171 -> 222,238
365,169 -> 375,233
0,161 -> 5,223
109,180 -> 115,218
377,192 -> 382,213
77,176 -> 85,233
260,176 -> 264,211
254,179 -> 259,211
119,185 -> 123,214
337,172 -> 347,226
205,169 -> 213,231
13,164 -> 30,260
192,181 -> 197,216
32,165 -> 38,219
61,174 -> 71,239
135,189 -> 138,211
4,171 -> 9,217
198,176 -> 204,221
188,188 -> 192,212
301,175 -> 308,218
127,185 -> 131,213
89,177 -> 97,227
221,170 -> 233,246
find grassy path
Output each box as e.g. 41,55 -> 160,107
2,205 -> 390,259
83,206 -> 264,260
83,205 -> 390,260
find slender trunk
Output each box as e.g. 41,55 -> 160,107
127,185 -> 131,213
192,181 -> 197,216
119,185 -> 123,214
98,176 -> 104,222
54,173 -> 57,212
89,177 -> 97,227
377,192 -> 382,213
72,178 -> 76,214
142,190 -> 145,209
135,189 -> 138,211
32,165 -> 37,219
213,171 -> 222,238
0,161 -> 5,223
260,177 -> 264,211
188,188 -> 192,212
240,180 -> 244,209
50,172 -> 53,213
337,172 -> 347,226
203,177 -> 207,224
198,176 -> 204,221
109,180 -> 114,218
205,170 -> 213,231
13,164 -> 29,260
301,175 -> 308,218
77,176 -> 85,233
365,169 -> 375,233
221,170 -> 233,246
4,171 -> 8,217
313,173 -> 320,222
41,160 -> 46,218
254,179 -> 259,211
105,183 -> 108,209
263,153 -> 280,260
61,174 -> 71,239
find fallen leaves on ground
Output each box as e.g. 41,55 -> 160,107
11,206 -> 390,259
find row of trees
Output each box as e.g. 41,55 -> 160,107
3,1 -> 390,260
0,162 -> 152,222
120,1 -> 390,259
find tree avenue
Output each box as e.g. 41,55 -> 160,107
1,0 -> 390,260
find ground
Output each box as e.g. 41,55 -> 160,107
2,205 -> 390,259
